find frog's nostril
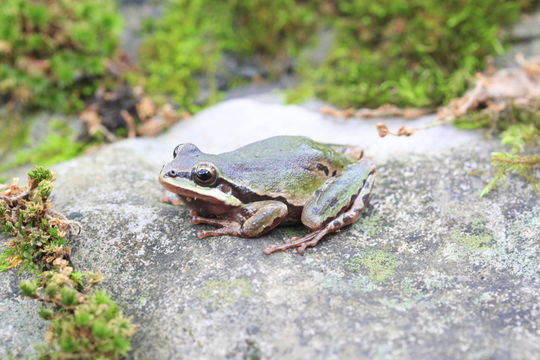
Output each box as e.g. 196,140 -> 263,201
167,170 -> 178,178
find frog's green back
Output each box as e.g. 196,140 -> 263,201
203,136 -> 354,202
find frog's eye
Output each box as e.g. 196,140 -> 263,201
173,145 -> 182,158
192,163 -> 218,186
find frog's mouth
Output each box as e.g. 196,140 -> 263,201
159,173 -> 242,206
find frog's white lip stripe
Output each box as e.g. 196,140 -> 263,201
159,176 -> 242,206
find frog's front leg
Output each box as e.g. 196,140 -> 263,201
193,201 -> 288,239
160,195 -> 185,206
264,159 -> 375,254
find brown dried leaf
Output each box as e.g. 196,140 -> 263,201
137,116 -> 166,137
437,55 -> 540,122
121,110 -> 137,138
137,104 -> 185,137
79,107 -> 102,135
136,97 -> 157,120
320,106 -> 356,118
323,104 -> 429,119
376,123 -> 389,137
17,57 -> 50,76
376,123 -> 416,137
357,104 -> 430,119
5,256 -> 23,269
0,40 -> 12,54
52,258 -> 69,267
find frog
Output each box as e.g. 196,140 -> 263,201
159,136 -> 375,254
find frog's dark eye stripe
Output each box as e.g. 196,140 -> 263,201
192,163 -> 218,186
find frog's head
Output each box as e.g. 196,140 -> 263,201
159,143 -> 242,206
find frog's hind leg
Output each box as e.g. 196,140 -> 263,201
192,201 -> 288,239
264,161 -> 375,254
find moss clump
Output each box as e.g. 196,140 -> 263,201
140,0 -> 533,110
353,214 -> 385,237
0,167 -> 135,359
304,0 -> 526,108
453,99 -> 540,195
482,111 -> 540,195
0,0 -> 122,112
452,221 -> 494,251
345,249 -> 398,283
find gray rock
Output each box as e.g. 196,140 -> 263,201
119,1 -> 165,62
509,11 -> 540,41
1,96 -> 539,359
494,38 -> 540,68
0,271 -> 48,358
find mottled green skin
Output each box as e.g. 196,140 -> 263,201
303,162 -> 374,227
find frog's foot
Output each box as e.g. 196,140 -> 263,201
197,223 -> 242,239
190,214 -> 242,238
160,196 -> 184,206
263,229 -> 325,255
264,172 -> 374,255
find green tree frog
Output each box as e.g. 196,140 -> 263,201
159,136 -> 375,254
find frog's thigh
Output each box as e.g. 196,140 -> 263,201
242,201 -> 288,237
302,159 -> 375,229
263,167 -> 374,255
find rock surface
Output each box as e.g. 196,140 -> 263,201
496,11 -> 540,67
1,96 -> 540,359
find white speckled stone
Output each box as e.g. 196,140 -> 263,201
1,95 -> 539,360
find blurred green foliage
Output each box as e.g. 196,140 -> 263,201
0,0 -> 122,112
479,104 -> 540,195
0,118 -> 86,174
306,0 -> 520,108
140,0 -> 536,110
139,0 -> 319,110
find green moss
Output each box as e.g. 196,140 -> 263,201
1,168 -> 135,359
0,0 -> 122,112
481,153 -> 540,196
28,166 -> 54,182
138,0 -> 319,110
0,120 -> 86,175
345,249 -> 398,283
464,103 -> 540,196
353,214 -> 385,237
304,0 -> 526,108
141,0 -> 532,110
453,221 -> 494,251
196,278 -> 254,309
458,233 -> 494,251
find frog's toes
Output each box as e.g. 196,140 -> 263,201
197,231 -> 210,239
263,245 -> 278,255
296,238 -> 320,254
159,196 -> 184,206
